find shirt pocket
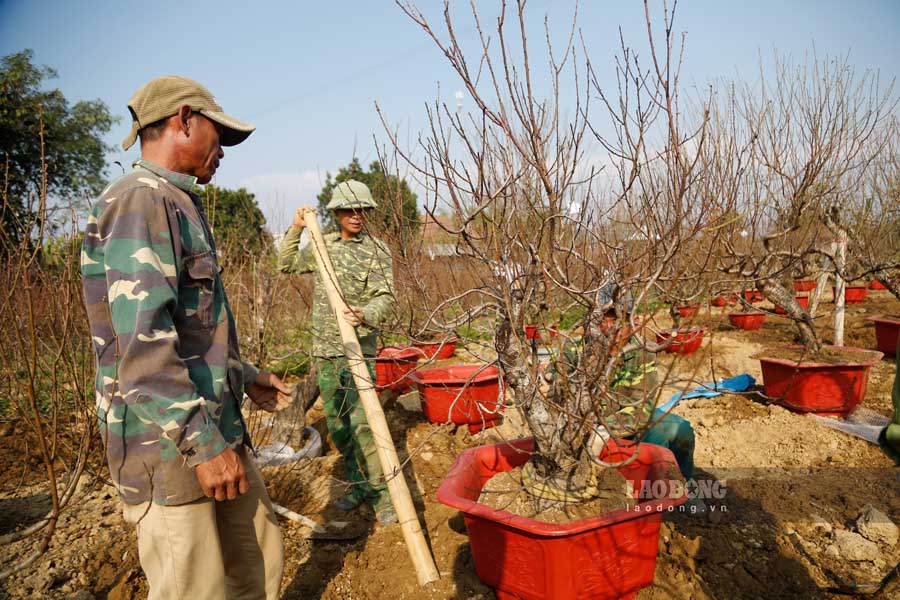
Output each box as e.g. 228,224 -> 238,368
180,252 -> 218,329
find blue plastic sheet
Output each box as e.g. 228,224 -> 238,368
657,373 -> 756,414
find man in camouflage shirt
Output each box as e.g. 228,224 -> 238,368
82,76 -> 287,599
278,180 -> 396,523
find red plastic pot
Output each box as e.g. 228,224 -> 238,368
411,338 -> 458,360
408,364 -> 505,433
655,327 -> 705,355
833,285 -> 868,304
675,304 -> 700,318
756,345 -> 883,417
741,290 -> 764,303
869,280 -> 887,291
728,311 -> 766,331
524,324 -> 558,341
374,346 -> 420,393
436,438 -> 686,600
773,295 -> 809,315
868,315 -> 900,357
794,280 -> 816,292
710,293 -> 736,307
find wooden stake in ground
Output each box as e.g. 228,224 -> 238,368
301,210 -> 440,586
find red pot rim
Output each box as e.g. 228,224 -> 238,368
833,285 -> 867,291
728,311 -> 766,317
411,337 -> 459,348
375,346 -> 422,362
436,437 -> 687,536
754,344 -> 883,368
408,364 -> 500,385
867,315 -> 900,325
658,326 -> 706,335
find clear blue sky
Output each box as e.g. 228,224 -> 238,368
2,0 -> 898,230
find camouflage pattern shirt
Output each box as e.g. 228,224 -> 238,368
278,227 -> 394,358
81,159 -> 258,506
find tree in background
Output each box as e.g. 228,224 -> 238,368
316,158 -> 419,243
0,50 -> 115,246
201,185 -> 271,258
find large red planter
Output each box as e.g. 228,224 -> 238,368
868,316 -> 900,357
408,364 -> 505,433
710,293 -> 736,307
374,346 -> 420,393
869,280 -> 887,291
655,327 -> 705,355
525,324 -> 558,341
728,311 -> 766,330
412,338 -> 458,360
773,295 -> 809,315
756,345 -> 883,417
794,280 -> 816,292
741,290 -> 764,303
833,285 -> 868,304
675,304 -> 699,318
436,438 -> 686,600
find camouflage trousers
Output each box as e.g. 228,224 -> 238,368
316,356 -> 391,510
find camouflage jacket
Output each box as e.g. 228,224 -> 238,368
277,227 -> 394,358
81,159 -> 258,506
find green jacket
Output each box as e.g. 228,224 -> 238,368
277,226 -> 394,358
879,335 -> 900,464
81,159 -> 257,506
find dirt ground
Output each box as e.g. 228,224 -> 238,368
1,290 -> 899,599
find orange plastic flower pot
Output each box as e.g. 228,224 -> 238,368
757,345 -> 883,417
741,290 -> 764,303
868,316 -> 900,357
436,438 -> 686,600
675,304 -> 700,318
656,327 -> 705,355
833,285 -> 868,304
374,346 -> 421,393
728,312 -> 766,330
524,324 -> 558,341
773,295 -> 809,315
408,364 -> 505,433
411,338 -> 458,360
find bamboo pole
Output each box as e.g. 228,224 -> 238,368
301,210 -> 440,586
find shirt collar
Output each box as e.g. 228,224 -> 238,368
133,159 -> 199,194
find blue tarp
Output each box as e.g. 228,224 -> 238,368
657,373 -> 756,414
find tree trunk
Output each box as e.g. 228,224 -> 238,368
758,279 -> 822,353
833,233 -> 847,346
495,317 -> 602,512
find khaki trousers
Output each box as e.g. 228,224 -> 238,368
122,452 -> 283,600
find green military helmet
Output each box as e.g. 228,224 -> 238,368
326,179 -> 377,211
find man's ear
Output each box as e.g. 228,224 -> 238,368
177,105 -> 192,136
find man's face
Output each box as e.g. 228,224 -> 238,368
183,113 -> 224,184
335,208 -> 369,236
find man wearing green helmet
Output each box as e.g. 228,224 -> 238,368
278,180 -> 397,524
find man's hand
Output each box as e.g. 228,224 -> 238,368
248,369 -> 292,412
292,205 -> 317,230
343,305 -> 365,328
196,447 -> 248,501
